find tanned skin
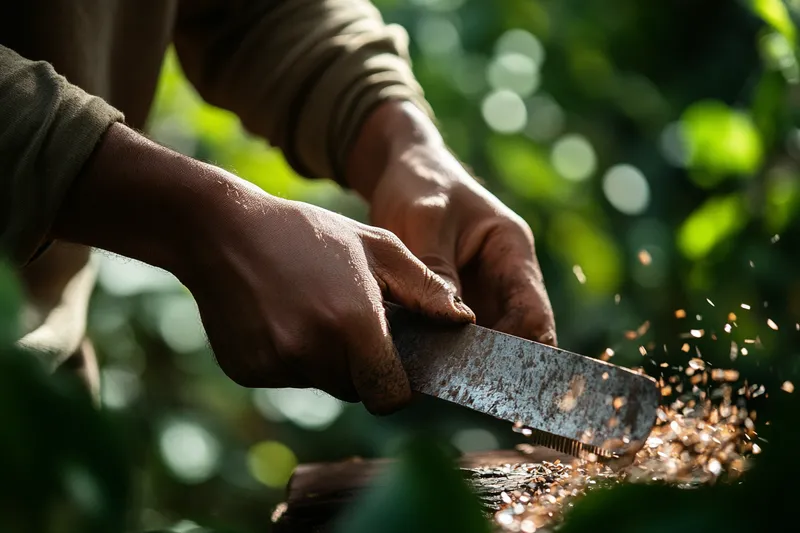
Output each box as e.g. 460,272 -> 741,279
52,101 -> 555,415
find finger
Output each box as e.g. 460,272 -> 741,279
371,235 -> 475,324
491,261 -> 557,345
416,252 -> 462,296
493,305 -> 557,346
345,298 -> 412,415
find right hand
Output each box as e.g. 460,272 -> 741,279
181,176 -> 476,415
52,123 -> 475,415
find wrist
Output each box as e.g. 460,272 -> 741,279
345,100 -> 444,200
51,123 -> 227,277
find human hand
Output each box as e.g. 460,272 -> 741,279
53,123 -> 474,415
348,103 -> 556,345
184,182 -> 475,414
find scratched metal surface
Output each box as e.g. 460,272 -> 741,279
386,304 -> 660,455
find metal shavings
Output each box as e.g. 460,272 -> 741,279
690,329 -> 704,338
706,298 -> 715,307
675,309 -> 687,319
494,359 -> 758,533
573,265 -> 587,284
638,250 -> 652,265
601,372 -> 609,380
767,319 -> 779,331
741,347 -> 749,356
771,234 -> 780,244
781,381 -> 794,393
724,324 -> 732,333
741,303 -> 751,310
639,346 -> 647,356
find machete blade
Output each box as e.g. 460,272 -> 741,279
386,304 -> 660,458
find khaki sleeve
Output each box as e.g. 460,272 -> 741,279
0,45 -> 124,265
174,0 -> 432,184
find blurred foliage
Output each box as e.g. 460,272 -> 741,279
7,0 -> 800,531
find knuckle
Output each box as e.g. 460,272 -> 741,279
319,299 -> 370,332
272,328 -> 309,363
373,228 -> 406,251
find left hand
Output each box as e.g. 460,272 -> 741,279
368,143 -> 556,345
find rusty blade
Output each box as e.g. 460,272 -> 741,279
386,304 -> 660,456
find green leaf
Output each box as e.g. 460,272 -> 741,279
332,434 -> 491,533
764,168 -> 800,232
547,212 -> 623,294
488,136 -> 574,203
751,0 -> 797,46
680,100 -> 763,185
0,346 -> 131,533
677,193 -> 748,260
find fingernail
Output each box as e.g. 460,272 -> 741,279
452,296 -> 475,321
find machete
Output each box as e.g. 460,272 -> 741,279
385,303 -> 660,459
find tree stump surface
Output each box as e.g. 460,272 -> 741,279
272,447 -> 571,533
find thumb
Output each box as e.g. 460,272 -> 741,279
373,238 -> 475,324
415,252 -> 462,296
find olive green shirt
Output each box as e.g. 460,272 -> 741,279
0,0 -> 431,370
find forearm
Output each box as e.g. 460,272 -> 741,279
51,123 -> 229,278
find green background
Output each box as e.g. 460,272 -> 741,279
4,0 -> 800,531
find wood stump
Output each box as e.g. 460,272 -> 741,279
272,447 -> 571,532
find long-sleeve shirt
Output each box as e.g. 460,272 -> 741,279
1,0 -> 430,369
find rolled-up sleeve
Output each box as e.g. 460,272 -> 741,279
0,45 -> 124,265
174,0 -> 431,184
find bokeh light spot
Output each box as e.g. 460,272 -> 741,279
486,53 -> 539,97
677,194 -> 746,260
415,15 -> 460,56
525,94 -> 565,142
680,100 -> 763,183
550,134 -> 597,181
159,420 -> 221,484
495,29 -> 545,66
482,90 -> 527,133
100,366 -> 141,409
157,295 -> 207,354
247,441 -> 297,488
451,54 -> 488,96
252,388 -> 343,430
602,164 -> 651,215
658,122 -> 688,167
62,463 -> 102,516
